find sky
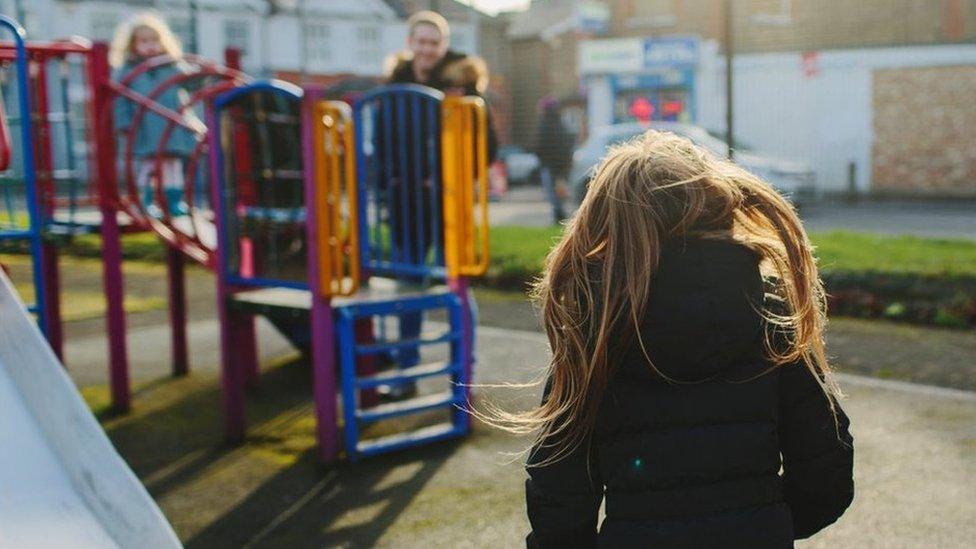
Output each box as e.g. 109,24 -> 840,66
464,0 -> 531,16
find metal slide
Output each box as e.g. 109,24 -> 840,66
0,271 -> 180,549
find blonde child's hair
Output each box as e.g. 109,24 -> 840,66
109,12 -> 183,68
407,10 -> 451,43
473,130 -> 840,467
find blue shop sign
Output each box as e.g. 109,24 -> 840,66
643,37 -> 699,69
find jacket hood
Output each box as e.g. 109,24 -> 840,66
384,50 -> 490,93
630,238 -> 765,383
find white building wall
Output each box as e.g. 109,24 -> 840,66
699,44 -> 976,192
13,1 -> 477,79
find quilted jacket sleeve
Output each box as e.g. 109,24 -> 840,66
778,361 -> 855,539
525,381 -> 603,548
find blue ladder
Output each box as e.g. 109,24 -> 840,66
335,291 -> 470,461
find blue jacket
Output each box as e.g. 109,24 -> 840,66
112,60 -> 198,158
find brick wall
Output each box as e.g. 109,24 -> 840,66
509,38 -> 551,148
607,0 -> 976,53
872,65 -> 976,196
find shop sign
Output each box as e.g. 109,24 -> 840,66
643,37 -> 699,69
581,36 -> 700,74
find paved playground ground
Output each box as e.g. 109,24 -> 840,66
69,319 -> 976,548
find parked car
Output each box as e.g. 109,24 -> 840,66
569,122 -> 818,206
498,145 -> 540,186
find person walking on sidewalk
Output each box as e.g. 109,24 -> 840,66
534,97 -> 575,224
481,129 -> 855,547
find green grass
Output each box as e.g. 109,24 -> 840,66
12,282 -> 166,321
487,226 -> 976,283
488,225 -> 563,281
4,224 -> 975,285
812,231 -> 976,278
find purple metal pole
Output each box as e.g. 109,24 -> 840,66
40,242 -> 64,362
207,103 -> 246,442
301,87 -> 339,462
91,43 -> 130,412
166,245 -> 189,376
241,314 -> 260,390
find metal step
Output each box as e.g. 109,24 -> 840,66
356,361 -> 459,389
356,390 -> 460,423
356,422 -> 466,458
354,331 -> 460,356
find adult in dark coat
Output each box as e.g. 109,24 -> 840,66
525,238 -> 855,548
376,11 -> 497,399
534,98 -> 574,224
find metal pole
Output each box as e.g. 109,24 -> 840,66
188,0 -> 199,54
299,0 -> 307,83
725,0 -> 735,161
90,42 -> 131,412
14,0 -> 25,28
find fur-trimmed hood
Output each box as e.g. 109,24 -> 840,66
383,50 -> 490,94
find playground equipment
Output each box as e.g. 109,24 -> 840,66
0,16 -> 98,360
0,269 -> 180,548
208,82 -> 489,461
2,15 -> 489,463
0,18 -> 246,404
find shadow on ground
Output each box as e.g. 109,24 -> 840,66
86,358 -> 462,547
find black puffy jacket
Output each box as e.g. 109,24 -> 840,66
525,238 -> 854,548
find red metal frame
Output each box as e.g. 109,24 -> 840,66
103,57 -> 247,266
0,40 -> 103,361
86,46 -> 250,410
90,42 -> 131,411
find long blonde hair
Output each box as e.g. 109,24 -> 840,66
109,12 -> 183,68
477,129 -> 840,467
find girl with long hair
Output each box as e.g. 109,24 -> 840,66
480,129 -> 854,547
110,12 -> 197,217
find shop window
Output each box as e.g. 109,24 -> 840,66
751,0 -> 793,26
615,87 -> 692,125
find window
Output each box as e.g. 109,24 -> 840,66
751,0 -> 793,26
223,20 -> 250,56
356,25 -> 381,66
170,17 -> 193,50
306,22 -> 331,62
91,12 -> 120,41
451,30 -> 473,54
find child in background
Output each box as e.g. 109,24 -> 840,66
482,130 -> 854,547
110,12 -> 197,217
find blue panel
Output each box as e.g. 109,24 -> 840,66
352,85 -> 446,281
0,16 -> 47,335
211,80 -> 308,291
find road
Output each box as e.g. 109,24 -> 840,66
493,186 -> 976,240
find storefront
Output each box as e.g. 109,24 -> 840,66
580,36 -> 701,129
